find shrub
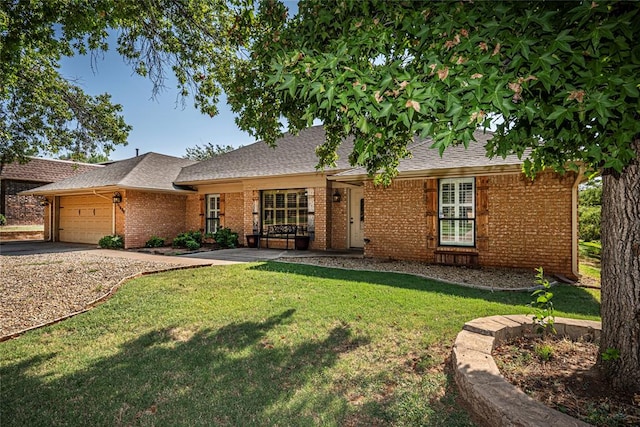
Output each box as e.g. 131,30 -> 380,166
185,239 -> 201,251
172,230 -> 202,249
0,214 -> 6,226
98,235 -> 124,249
578,205 -> 601,242
578,178 -> 601,242
528,267 -> 556,334
579,240 -> 602,260
214,227 -> 239,248
145,236 -> 165,248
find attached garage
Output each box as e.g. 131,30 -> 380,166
23,153 -> 198,248
58,195 -> 112,244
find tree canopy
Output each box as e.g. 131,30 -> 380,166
1,0 -> 638,394
0,0 -> 248,165
184,142 -> 237,160
230,0 -> 640,185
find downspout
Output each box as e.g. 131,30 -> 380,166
571,167 -> 585,280
48,197 -> 54,241
92,190 -> 115,235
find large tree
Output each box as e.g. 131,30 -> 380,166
184,142 -> 236,160
1,0 -> 638,393
0,0 -> 247,167
226,1 -> 639,393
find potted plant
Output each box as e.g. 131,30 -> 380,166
294,234 -> 310,250
246,233 -> 260,248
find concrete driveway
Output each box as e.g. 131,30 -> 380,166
0,241 -> 97,256
0,240 -> 316,264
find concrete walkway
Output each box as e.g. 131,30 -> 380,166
0,241 -> 361,266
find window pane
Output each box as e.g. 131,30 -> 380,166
440,220 -> 455,243
263,210 -> 273,225
439,178 -> 475,246
459,183 -> 473,204
287,193 -> 297,207
442,183 -> 454,204
459,220 -> 474,243
261,189 -> 309,228
442,206 -> 454,218
299,193 -> 308,208
264,193 -> 274,209
460,206 -> 473,219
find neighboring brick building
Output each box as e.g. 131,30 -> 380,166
26,126 -> 583,279
0,158 -> 101,226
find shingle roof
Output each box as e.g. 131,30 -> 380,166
333,130 -> 526,178
175,126 -> 355,184
0,157 -> 102,182
26,153 -> 197,194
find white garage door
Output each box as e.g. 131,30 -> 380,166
59,195 -> 112,244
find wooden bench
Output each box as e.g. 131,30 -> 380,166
260,224 -> 298,249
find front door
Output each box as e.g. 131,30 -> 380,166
349,187 -> 365,248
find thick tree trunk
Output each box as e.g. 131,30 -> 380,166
599,138 -> 640,393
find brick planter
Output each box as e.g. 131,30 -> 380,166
452,315 -> 600,427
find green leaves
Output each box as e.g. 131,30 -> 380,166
270,1 -> 640,178
1,0 -> 245,163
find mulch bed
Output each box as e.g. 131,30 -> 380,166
493,335 -> 640,426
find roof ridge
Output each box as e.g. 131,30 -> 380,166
114,153 -> 150,184
26,156 -> 104,167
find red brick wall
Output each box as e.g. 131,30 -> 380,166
310,186 -> 328,250
481,171 -> 575,276
330,188 -> 348,250
115,195 -> 125,237
359,171 -> 576,277
1,180 -> 46,225
185,194 -> 202,232
223,192 -> 245,236
364,180 -> 430,261
123,190 -> 188,248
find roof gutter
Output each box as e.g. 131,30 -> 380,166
329,164 -> 525,182
174,168 -> 354,187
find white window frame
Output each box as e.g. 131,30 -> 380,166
261,189 -> 308,231
205,194 -> 220,234
438,177 -> 475,246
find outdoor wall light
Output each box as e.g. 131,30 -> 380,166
332,189 -> 342,203
39,199 -> 50,207
112,192 -> 122,204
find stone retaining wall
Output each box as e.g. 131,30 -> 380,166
452,315 -> 600,427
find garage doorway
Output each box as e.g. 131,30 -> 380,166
58,195 -> 112,244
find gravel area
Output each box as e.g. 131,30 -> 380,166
1,251 -> 553,340
279,256 -> 547,290
1,252 -> 185,338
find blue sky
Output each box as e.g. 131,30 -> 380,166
58,1 -> 300,162
59,49 -> 257,161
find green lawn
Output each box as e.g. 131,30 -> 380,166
0,262 -> 600,426
0,224 -> 44,232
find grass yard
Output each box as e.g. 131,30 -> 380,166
1,262 -> 601,426
0,224 -> 44,232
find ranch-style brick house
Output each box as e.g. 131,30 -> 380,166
26,126 -> 583,279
